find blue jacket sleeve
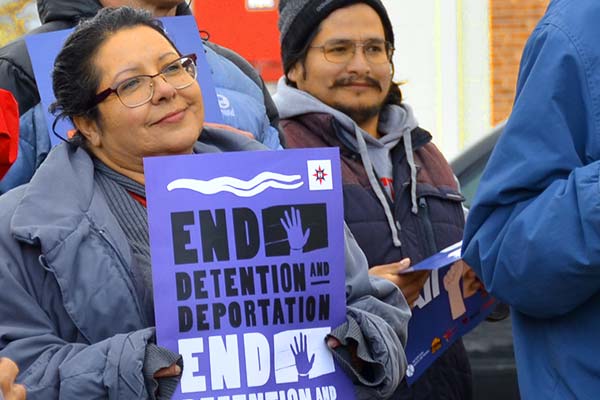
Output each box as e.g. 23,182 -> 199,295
462,22 -> 600,318
0,193 -> 158,399
0,252 -> 156,400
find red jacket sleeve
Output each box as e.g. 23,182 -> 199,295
0,89 -> 19,180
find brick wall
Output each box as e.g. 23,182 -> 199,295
489,0 -> 549,125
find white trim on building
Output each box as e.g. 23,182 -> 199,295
383,0 -> 490,158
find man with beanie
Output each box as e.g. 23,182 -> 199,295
274,1 -> 473,399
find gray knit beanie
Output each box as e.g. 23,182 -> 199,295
278,0 -> 394,74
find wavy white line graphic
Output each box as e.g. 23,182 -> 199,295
167,171 -> 303,197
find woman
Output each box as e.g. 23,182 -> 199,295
0,7 -> 409,399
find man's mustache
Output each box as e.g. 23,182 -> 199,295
332,76 -> 382,91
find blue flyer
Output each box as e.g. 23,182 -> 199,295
25,15 -> 221,147
403,241 -> 496,384
400,241 -> 463,274
144,148 -> 356,400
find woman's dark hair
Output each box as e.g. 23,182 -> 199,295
50,7 -> 180,143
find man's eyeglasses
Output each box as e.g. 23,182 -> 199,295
310,39 -> 394,65
92,54 -> 198,108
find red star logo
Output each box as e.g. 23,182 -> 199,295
312,166 -> 328,185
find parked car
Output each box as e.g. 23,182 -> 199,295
451,122 -> 504,209
450,122 -> 521,400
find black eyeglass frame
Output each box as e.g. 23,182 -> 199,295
91,53 -> 198,109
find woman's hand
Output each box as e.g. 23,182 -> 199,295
0,358 -> 26,400
369,258 -> 430,307
153,362 -> 182,379
326,337 -> 364,372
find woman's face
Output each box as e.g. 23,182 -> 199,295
77,25 -> 204,175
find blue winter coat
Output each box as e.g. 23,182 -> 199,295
462,0 -> 600,398
0,144 -> 158,399
204,44 -> 282,150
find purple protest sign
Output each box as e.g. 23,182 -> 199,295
25,15 -> 221,147
144,147 -> 355,400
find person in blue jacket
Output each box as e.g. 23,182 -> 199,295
462,0 -> 600,398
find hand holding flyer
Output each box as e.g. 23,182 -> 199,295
369,259 -> 430,308
400,241 -> 496,384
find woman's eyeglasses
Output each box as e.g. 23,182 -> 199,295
310,39 -> 394,65
92,54 -> 198,108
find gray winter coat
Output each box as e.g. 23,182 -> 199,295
0,129 -> 409,399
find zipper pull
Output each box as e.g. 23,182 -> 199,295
38,255 -> 52,272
